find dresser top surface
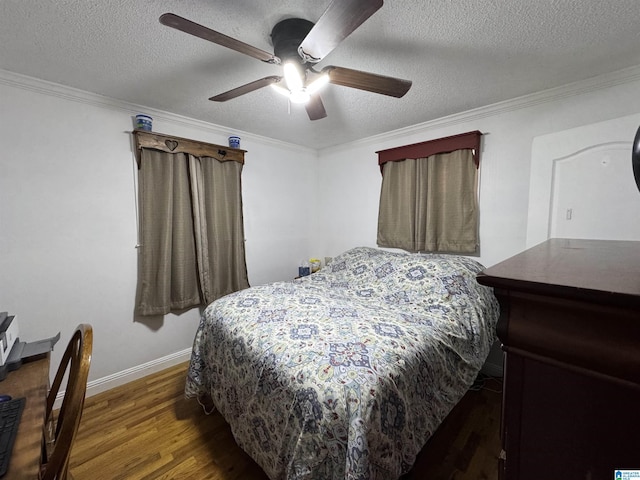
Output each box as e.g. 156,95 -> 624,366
478,238 -> 640,303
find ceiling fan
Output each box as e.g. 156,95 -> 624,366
159,0 -> 412,120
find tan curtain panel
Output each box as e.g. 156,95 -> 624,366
191,155 -> 249,302
377,149 -> 479,253
136,148 -> 249,316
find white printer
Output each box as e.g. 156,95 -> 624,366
0,312 -> 18,367
0,313 -> 60,381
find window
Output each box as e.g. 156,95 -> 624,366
376,131 -> 482,254
133,131 -> 249,316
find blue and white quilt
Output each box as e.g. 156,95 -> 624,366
186,246 -> 499,480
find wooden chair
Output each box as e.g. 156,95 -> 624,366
40,324 -> 93,480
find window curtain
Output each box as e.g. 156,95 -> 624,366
135,148 -> 249,316
377,148 -> 479,253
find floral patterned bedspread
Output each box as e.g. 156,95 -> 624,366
185,247 -> 499,480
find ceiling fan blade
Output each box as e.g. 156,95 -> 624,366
160,13 -> 280,64
322,66 -> 411,98
298,0 -> 383,63
210,76 -> 282,102
305,94 -> 327,120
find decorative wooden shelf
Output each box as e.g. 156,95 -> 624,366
132,130 -> 246,168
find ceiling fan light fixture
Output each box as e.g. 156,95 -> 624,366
283,62 -> 304,91
306,73 -> 330,94
289,89 -> 311,104
271,83 -> 310,104
271,83 -> 292,97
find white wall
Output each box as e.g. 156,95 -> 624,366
527,113 -> 640,246
0,71 -> 317,390
314,67 -> 640,269
2,65 -> 640,389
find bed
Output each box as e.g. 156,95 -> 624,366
185,246 -> 500,480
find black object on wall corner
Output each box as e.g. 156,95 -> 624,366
633,125 -> 640,193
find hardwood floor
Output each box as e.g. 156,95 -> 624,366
69,363 -> 502,479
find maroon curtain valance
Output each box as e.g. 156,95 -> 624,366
376,130 -> 482,172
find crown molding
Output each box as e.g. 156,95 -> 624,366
320,64 -> 640,155
0,68 -> 316,156
3,64 -> 639,158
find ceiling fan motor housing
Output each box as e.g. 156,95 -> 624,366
271,18 -> 315,65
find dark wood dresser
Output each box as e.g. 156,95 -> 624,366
477,238 -> 640,480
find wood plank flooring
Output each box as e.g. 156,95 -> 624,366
69,363 -> 502,479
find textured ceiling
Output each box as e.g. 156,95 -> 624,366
2,0 -> 640,149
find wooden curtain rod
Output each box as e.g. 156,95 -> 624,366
132,130 -> 246,169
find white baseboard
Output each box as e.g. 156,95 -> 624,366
54,347 -> 192,410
